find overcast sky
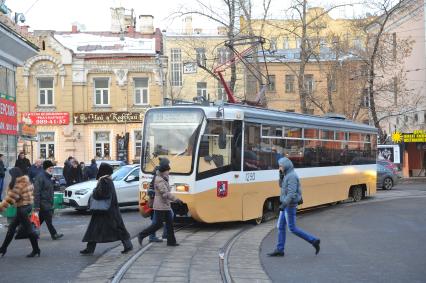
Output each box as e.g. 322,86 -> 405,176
7,0 -> 370,32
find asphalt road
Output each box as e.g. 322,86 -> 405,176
0,206 -> 150,283
261,183 -> 426,283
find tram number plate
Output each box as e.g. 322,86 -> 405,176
245,172 -> 256,182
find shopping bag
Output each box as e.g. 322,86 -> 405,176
15,212 -> 40,240
140,202 -> 153,218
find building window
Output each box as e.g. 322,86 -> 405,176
94,78 -> 109,106
134,130 -> 142,159
267,75 -> 276,92
38,78 -> 54,106
296,37 -> 301,48
270,38 -> 277,51
392,32 -> 397,61
7,69 -> 15,98
396,117 -> 399,125
304,74 -> 314,93
171,48 -> 182,86
94,131 -> 110,159
285,75 -> 295,93
217,82 -> 228,101
218,47 -> 231,64
327,74 -> 336,92
362,88 -> 370,108
134,78 -> 149,105
393,77 -> 398,105
283,37 -> 289,49
197,82 -> 207,98
404,115 -> 408,123
424,111 -> 426,124
38,132 -> 55,159
414,113 -> 418,124
196,48 -> 206,67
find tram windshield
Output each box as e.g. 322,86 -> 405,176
141,108 -> 204,174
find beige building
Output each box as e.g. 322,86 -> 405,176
163,16 -> 245,103
16,10 -> 165,164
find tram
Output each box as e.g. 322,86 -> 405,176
138,103 -> 377,223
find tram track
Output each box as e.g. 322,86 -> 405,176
110,222 -> 254,283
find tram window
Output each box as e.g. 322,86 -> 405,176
262,125 -> 283,138
303,139 -> 321,167
322,140 -> 341,166
259,138 -> 283,169
304,128 -> 319,139
336,131 -> 346,141
281,139 -> 304,168
285,127 -> 302,138
321,129 -> 335,140
349,132 -> 360,142
244,123 -> 261,171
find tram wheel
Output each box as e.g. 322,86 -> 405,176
350,186 -> 363,202
253,216 -> 263,225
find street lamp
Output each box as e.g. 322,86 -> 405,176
14,12 -> 25,24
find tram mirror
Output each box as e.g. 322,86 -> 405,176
218,131 -> 227,149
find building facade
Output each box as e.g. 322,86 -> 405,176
16,11 -> 165,165
0,11 -> 38,168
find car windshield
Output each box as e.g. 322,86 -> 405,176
111,166 -> 133,181
141,108 -> 204,174
53,167 -> 63,175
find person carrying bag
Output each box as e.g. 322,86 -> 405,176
80,163 -> 133,255
0,167 -> 41,257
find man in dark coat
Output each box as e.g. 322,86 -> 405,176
15,152 -> 31,176
80,163 -> 132,255
34,160 -> 64,240
29,160 -> 44,183
86,159 -> 98,180
68,160 -> 83,185
63,156 -> 74,186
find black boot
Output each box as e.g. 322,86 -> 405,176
0,230 -> 15,257
121,239 -> 133,254
27,235 -> 41,258
80,242 -> 96,255
312,239 -> 320,255
52,233 -> 64,240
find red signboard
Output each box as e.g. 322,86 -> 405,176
22,112 -> 70,125
0,98 -> 18,135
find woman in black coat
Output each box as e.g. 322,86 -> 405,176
80,163 -> 133,255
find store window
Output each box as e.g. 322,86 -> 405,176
134,78 -> 149,105
38,78 -> 54,106
134,130 -> 142,159
94,78 -> 109,106
38,132 -> 55,159
94,131 -> 110,159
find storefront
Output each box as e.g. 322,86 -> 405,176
392,130 -> 426,177
73,111 -> 145,164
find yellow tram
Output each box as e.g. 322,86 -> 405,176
139,104 -> 377,223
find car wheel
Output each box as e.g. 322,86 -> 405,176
383,177 -> 393,190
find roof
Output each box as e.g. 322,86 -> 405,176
149,104 -> 377,133
54,32 -> 156,55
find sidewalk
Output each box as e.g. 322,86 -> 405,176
399,176 -> 426,184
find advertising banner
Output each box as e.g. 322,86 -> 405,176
0,98 -> 18,135
22,112 -> 70,125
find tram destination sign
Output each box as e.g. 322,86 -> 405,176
73,112 -> 144,124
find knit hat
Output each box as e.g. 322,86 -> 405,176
43,160 -> 54,170
158,158 -> 171,172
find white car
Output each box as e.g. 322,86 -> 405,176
63,164 -> 140,211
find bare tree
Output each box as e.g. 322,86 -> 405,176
353,0 -> 416,141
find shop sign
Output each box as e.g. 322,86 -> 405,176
19,123 -> 37,137
73,112 -> 144,124
0,97 -> 17,135
22,112 -> 70,125
392,130 -> 426,143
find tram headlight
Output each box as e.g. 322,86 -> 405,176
174,184 -> 190,192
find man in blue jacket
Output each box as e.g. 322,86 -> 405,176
268,157 -> 320,257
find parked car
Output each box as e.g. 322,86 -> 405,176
63,164 -> 140,211
377,163 -> 398,190
377,159 -> 400,176
95,160 -> 126,171
52,166 -> 67,191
